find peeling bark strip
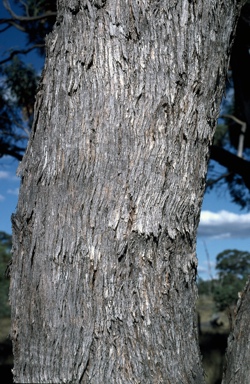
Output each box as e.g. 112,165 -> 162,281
10,1 -> 245,383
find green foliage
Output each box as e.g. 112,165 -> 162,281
0,232 -> 12,318
216,249 -> 250,279
226,173 -> 250,209
197,278 -> 213,295
213,274 -> 246,312
213,249 -> 250,311
0,231 -> 12,249
2,57 -> 39,126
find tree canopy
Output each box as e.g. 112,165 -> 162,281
213,249 -> 250,311
216,249 -> 250,279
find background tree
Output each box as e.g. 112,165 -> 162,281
213,249 -> 250,311
197,277 -> 212,296
216,249 -> 250,279
9,1 -> 246,383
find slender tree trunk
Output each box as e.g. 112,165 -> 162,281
10,1 -> 245,383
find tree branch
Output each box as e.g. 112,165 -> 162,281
0,18 -> 25,31
19,0 -> 30,17
206,171 -> 232,188
0,44 -> 45,65
210,145 -> 250,189
2,0 -> 56,22
0,23 -> 12,33
0,143 -> 24,161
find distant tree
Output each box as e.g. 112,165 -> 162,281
0,231 -> 11,318
197,277 -> 213,296
216,249 -> 250,278
0,231 -> 12,249
213,274 -> 245,312
213,249 -> 250,311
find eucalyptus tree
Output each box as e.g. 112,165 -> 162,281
10,1 -> 249,383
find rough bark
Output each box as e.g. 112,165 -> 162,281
10,1 -> 245,383
222,279 -> 250,384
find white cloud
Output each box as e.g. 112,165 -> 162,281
0,194 -> 5,201
0,171 -> 10,179
7,188 -> 19,196
198,210 -> 250,239
197,265 -> 208,274
0,170 -> 19,182
0,170 -> 19,181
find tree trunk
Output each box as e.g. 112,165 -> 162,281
10,1 -> 245,383
222,278 -> 250,384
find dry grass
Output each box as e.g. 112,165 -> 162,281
0,317 -> 11,343
197,294 -> 230,333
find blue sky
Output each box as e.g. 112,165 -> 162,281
197,192 -> 250,280
1,1 -> 250,281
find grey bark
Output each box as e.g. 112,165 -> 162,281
10,1 -> 245,383
222,279 -> 250,384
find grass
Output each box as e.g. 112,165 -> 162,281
197,294 -> 230,333
0,317 -> 11,343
